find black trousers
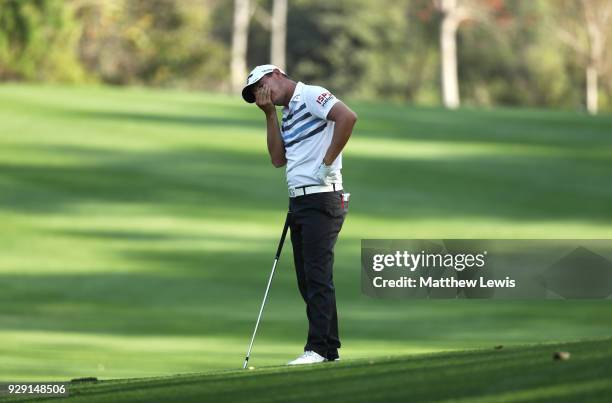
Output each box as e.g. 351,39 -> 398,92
288,190 -> 347,360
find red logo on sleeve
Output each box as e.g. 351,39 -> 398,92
316,92 -> 335,107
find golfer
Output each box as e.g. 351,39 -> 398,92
242,65 -> 357,365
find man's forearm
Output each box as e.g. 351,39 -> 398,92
323,116 -> 356,165
266,111 -> 287,168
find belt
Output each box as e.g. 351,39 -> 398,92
289,183 -> 343,198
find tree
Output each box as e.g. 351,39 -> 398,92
231,0 -> 250,93
249,0 -> 288,69
555,0 -> 612,115
435,0 -> 468,109
270,0 -> 287,69
432,0 -> 502,109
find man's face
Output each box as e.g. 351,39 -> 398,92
252,72 -> 283,105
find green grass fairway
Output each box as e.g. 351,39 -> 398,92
0,84 -> 611,381
2,338 -> 611,403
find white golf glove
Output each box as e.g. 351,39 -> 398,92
315,163 -> 339,185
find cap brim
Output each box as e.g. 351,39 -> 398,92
241,84 -> 257,103
242,84 -> 255,104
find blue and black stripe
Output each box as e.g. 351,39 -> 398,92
285,122 -> 327,148
282,112 -> 312,132
282,103 -> 307,123
283,119 -> 322,142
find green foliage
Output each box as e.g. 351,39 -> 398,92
77,0 -> 228,88
283,0 -> 437,103
0,0 -> 610,110
458,1 -> 577,108
0,0 -> 86,82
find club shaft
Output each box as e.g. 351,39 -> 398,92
243,212 -> 291,369
243,258 -> 279,369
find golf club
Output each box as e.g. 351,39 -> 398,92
243,211 -> 292,369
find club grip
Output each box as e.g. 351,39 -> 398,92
275,211 -> 291,259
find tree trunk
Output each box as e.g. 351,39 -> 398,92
440,11 -> 460,109
271,0 -> 287,70
582,0 -> 603,115
585,63 -> 598,115
231,0 -> 250,93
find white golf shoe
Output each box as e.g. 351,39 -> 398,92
287,350 -> 326,365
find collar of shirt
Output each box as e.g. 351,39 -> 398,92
284,81 -> 304,112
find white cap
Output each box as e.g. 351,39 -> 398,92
242,64 -> 287,103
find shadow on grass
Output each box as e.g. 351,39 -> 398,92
1,143 -> 611,223
0,145 -> 285,215
353,103 -> 612,147
1,264 -> 610,342
69,109 -> 264,130
70,105 -> 612,149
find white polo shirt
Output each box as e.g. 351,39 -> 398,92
281,82 -> 342,189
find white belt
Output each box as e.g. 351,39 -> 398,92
289,183 -> 343,198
